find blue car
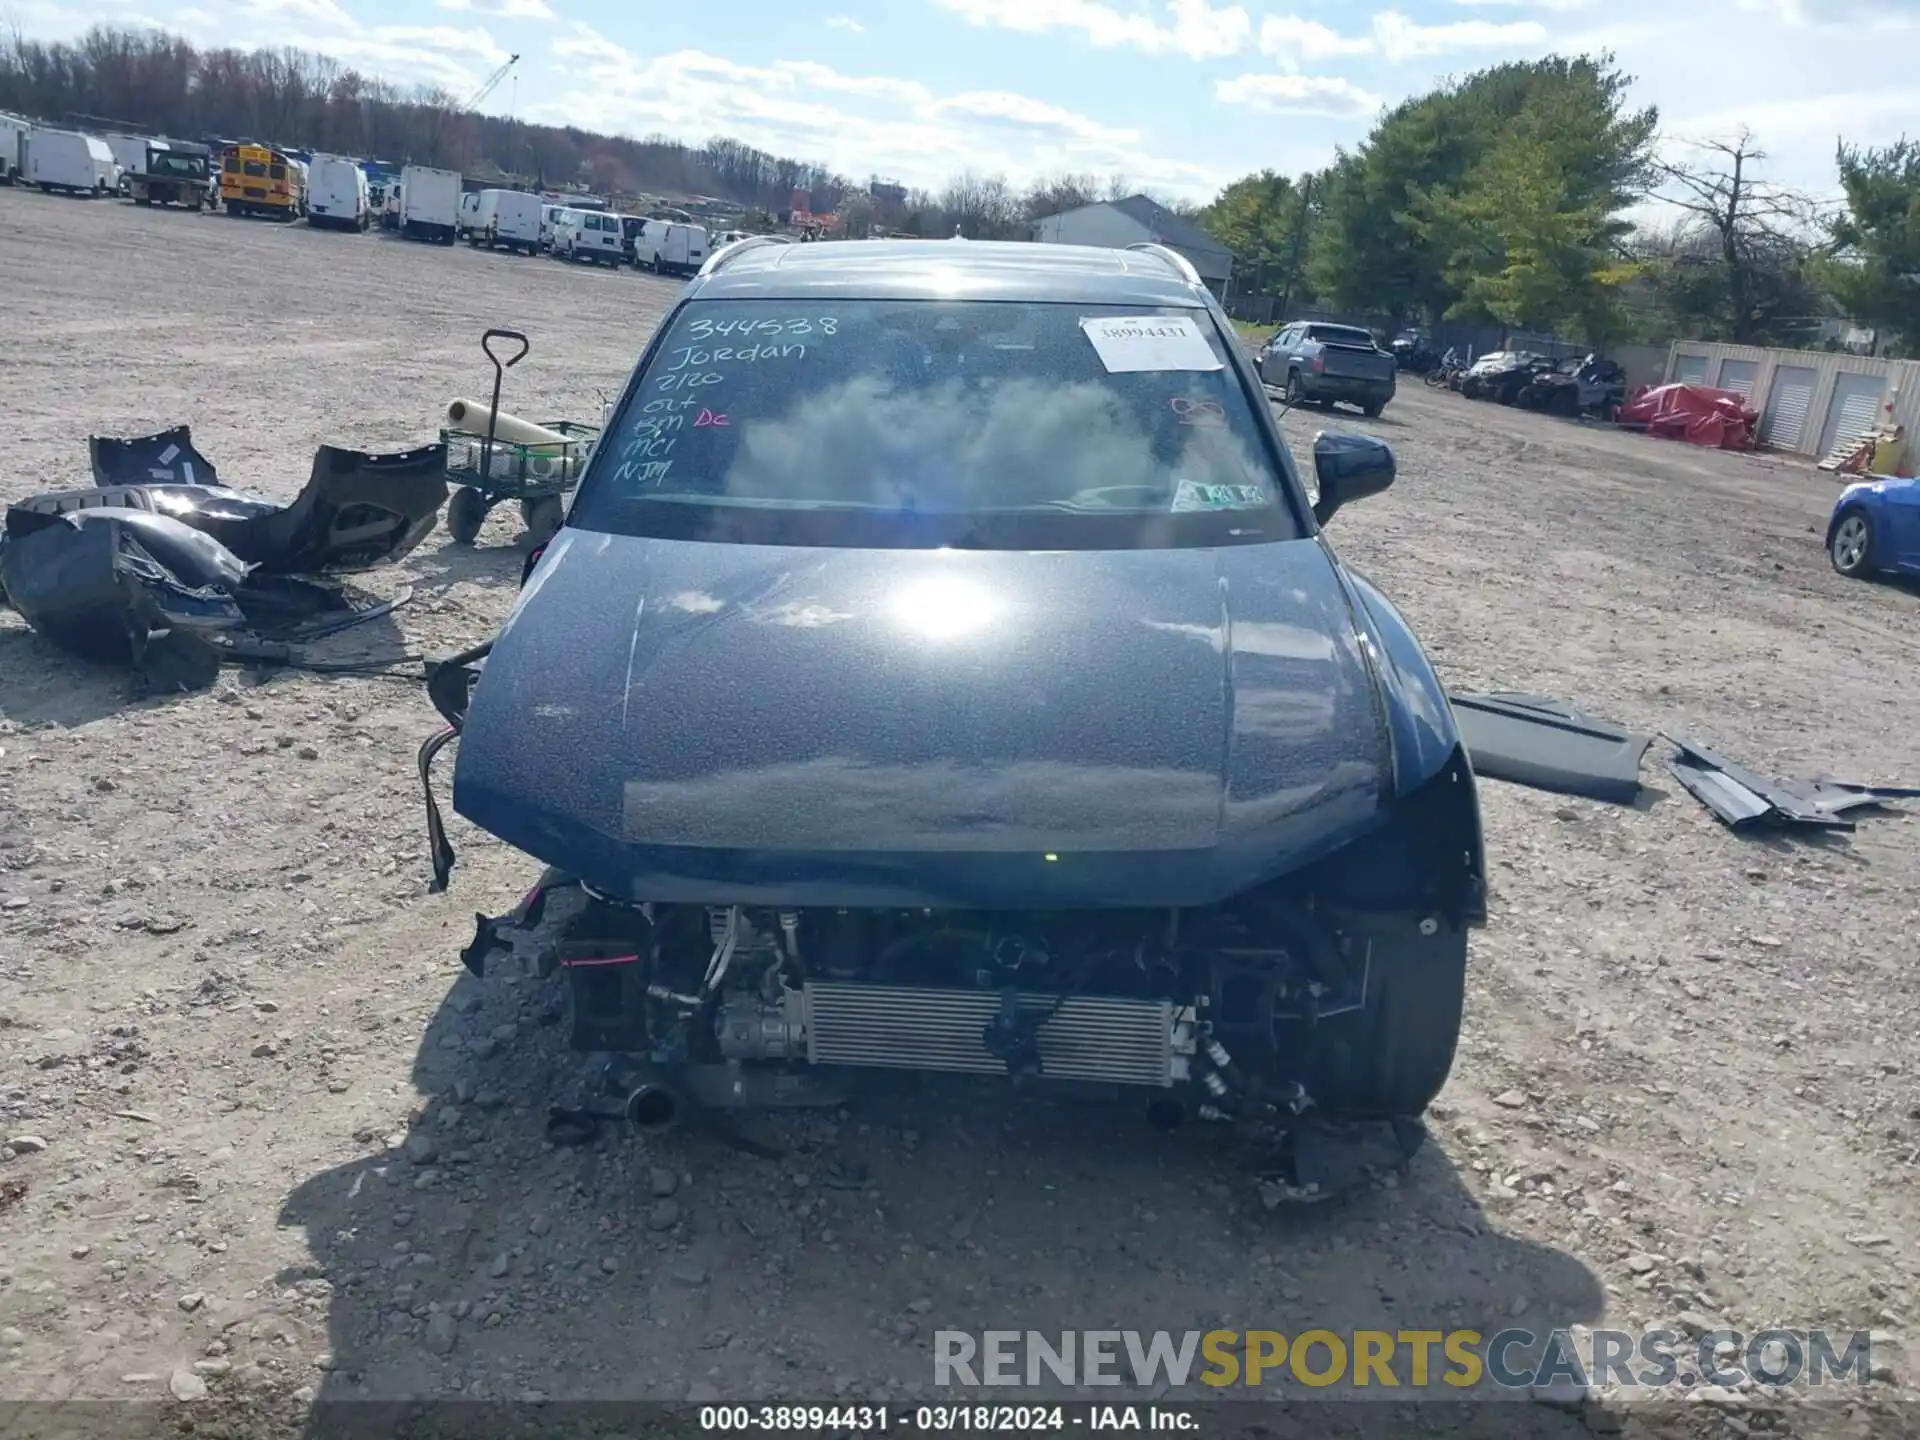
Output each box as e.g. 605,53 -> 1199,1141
426,236 -> 1486,1132
1828,474 -> 1920,580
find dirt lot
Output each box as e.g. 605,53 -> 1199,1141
2,189 -> 1919,1435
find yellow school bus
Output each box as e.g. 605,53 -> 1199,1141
219,143 -> 305,221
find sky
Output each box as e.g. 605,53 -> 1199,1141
6,0 -> 1918,208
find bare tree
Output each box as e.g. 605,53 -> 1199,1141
1653,129 -> 1820,345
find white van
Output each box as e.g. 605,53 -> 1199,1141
638,219 -> 709,277
27,129 -> 115,196
539,203 -> 561,251
307,154 -> 369,231
456,190 -> 482,241
0,113 -> 29,185
105,133 -> 148,192
552,207 -> 625,265
468,189 -> 542,254
399,164 -> 461,244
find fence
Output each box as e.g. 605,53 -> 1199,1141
1664,341 -> 1917,466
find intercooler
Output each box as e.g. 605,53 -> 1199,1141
799,983 -> 1194,1088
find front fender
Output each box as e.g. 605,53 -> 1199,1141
1338,567 -> 1459,797
1826,483 -> 1881,548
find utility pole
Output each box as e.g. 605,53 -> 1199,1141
1276,173 -> 1314,324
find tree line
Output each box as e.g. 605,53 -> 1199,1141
0,24 -> 1190,235
1198,54 -> 1920,357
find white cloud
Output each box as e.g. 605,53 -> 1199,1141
535,29 -> 1230,197
1246,9 -> 1548,72
825,14 -> 864,31
1214,73 -> 1382,118
1449,0 -> 1598,10
1257,16 -> 1373,68
1369,10 -> 1547,61
929,0 -> 1252,60
437,0 -> 555,20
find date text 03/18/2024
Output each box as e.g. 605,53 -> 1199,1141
698,1404 -> 1201,1433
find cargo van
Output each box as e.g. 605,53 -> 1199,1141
0,113 -> 29,185
400,164 -> 461,244
27,129 -> 115,196
467,188 -> 542,253
307,154 -> 369,230
105,133 -> 148,193
552,207 -> 625,265
637,219 -> 708,277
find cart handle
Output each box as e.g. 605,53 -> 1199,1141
483,328 -> 530,370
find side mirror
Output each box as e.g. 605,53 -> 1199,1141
1311,431 -> 1395,526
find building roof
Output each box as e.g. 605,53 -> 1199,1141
692,237 -> 1212,306
1037,194 -> 1231,268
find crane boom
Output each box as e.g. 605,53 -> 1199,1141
467,54 -> 519,111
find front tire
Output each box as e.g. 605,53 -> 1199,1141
1362,399 -> 1385,419
1297,922 -> 1467,1119
1830,509 -> 1875,578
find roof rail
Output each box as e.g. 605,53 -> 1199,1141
1125,241 -> 1202,286
698,233 -> 795,279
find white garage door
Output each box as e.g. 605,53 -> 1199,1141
1818,371 -> 1887,464
1716,358 -> 1759,399
1762,365 -> 1817,451
1674,354 -> 1709,385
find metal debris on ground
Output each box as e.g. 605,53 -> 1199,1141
1666,735 -> 1913,833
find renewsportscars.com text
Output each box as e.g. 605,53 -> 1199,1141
933,1328 -> 1875,1391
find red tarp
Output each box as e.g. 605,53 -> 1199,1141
1616,384 -> 1759,451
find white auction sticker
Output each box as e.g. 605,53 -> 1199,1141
1080,314 -> 1224,373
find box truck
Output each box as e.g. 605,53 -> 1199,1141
400,165 -> 461,244
0,113 -> 28,185
27,130 -> 115,196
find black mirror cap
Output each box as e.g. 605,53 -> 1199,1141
1311,431 -> 1395,526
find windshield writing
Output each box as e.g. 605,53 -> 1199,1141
569,299 -> 1299,551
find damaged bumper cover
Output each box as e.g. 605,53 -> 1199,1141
51,429 -> 450,573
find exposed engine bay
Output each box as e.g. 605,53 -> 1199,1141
461,867 -> 1467,1138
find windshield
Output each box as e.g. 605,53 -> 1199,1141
569,299 -> 1301,551
150,154 -> 202,176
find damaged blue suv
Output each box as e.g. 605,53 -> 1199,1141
423,236 -> 1484,1139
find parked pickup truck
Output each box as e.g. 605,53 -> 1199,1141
1256,322 -> 1396,418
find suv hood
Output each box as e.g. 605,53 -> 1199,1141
453,532 -> 1393,908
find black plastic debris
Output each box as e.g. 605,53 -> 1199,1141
34,442 -> 449,575
1448,691 -> 1653,803
1665,736 -> 1909,833
236,442 -> 448,573
88,425 -> 221,486
0,507 -> 248,692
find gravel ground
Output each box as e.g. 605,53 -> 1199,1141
2,189 -> 1919,1437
